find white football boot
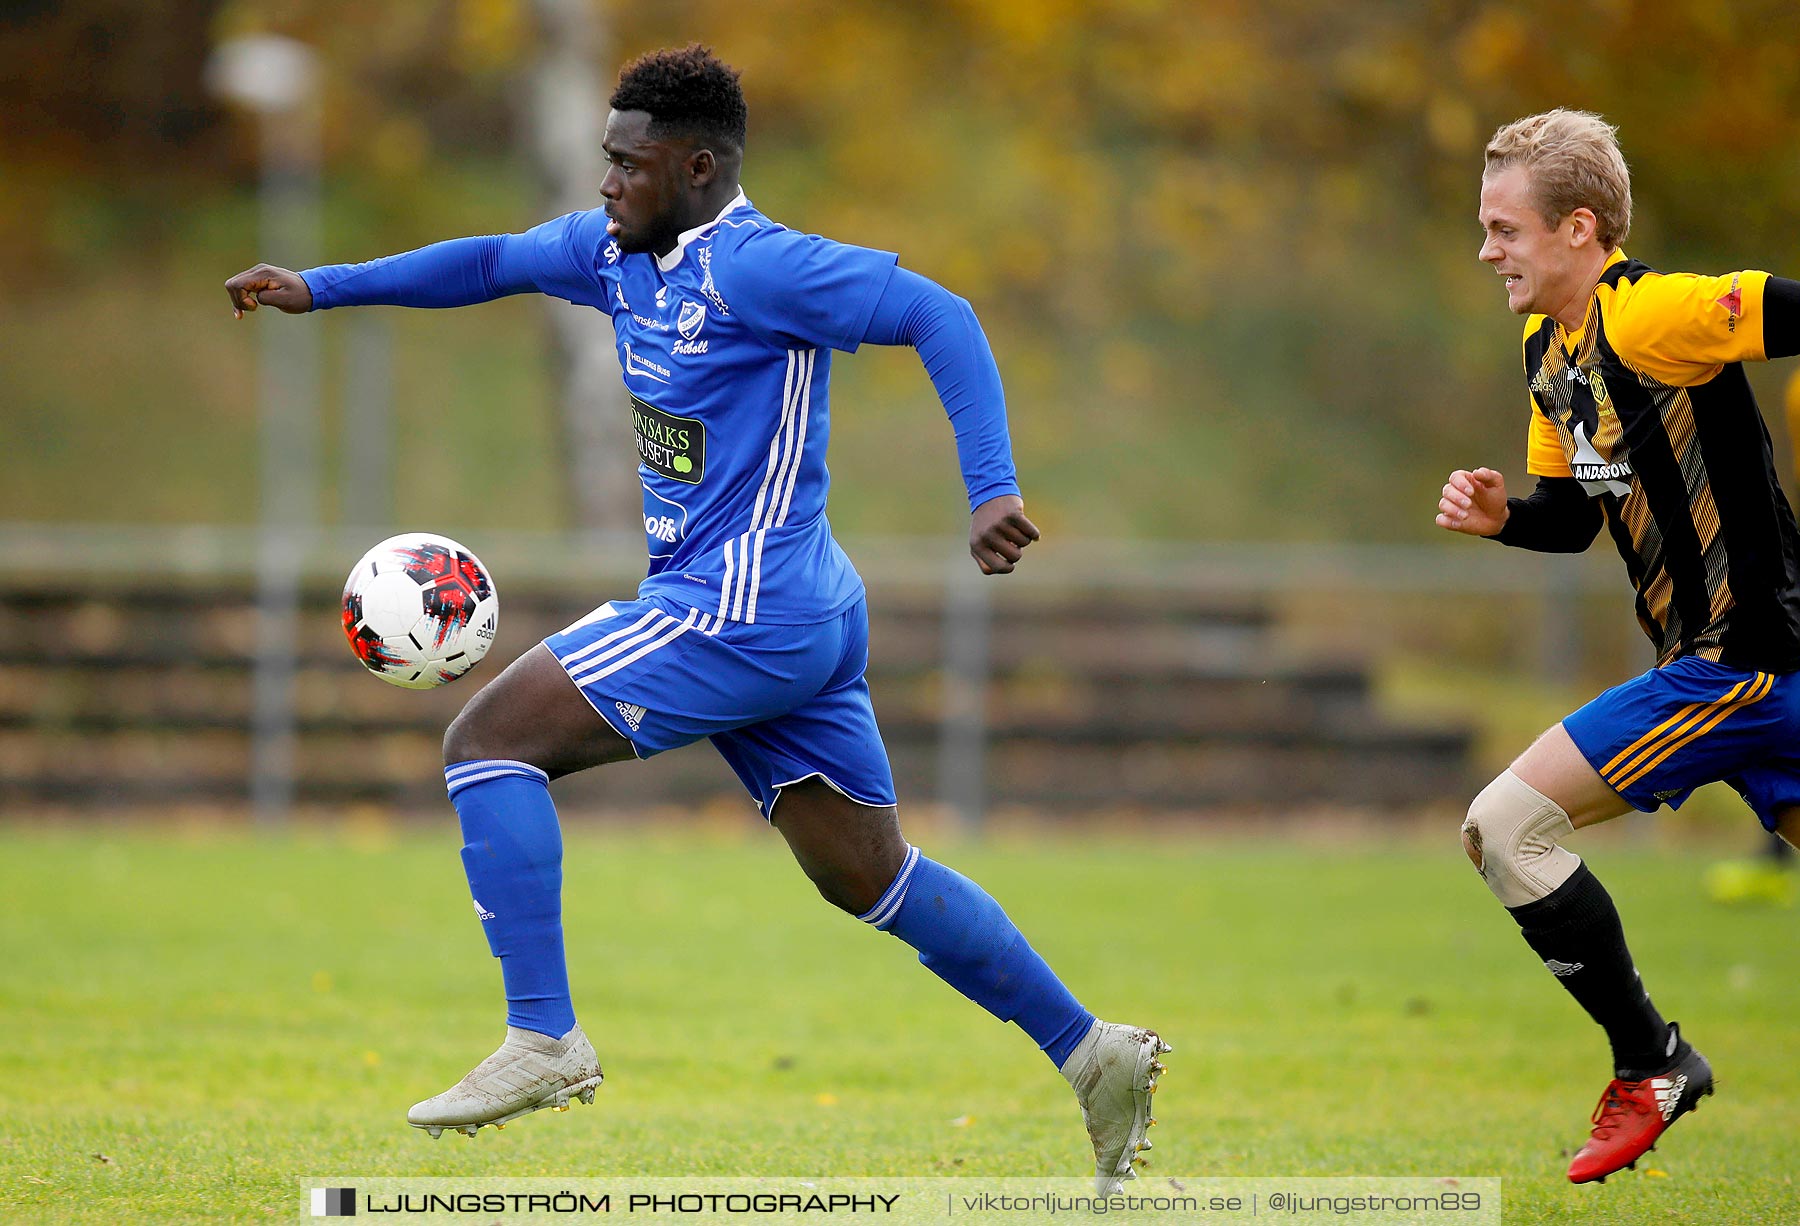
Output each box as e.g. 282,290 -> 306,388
1059,1020 -> 1171,1194
407,1023 -> 603,1138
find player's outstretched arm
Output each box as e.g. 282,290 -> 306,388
226,212 -> 614,319
971,493 -> 1040,575
225,264 -> 313,318
1436,467 -> 1509,536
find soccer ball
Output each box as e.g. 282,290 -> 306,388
340,532 -> 499,689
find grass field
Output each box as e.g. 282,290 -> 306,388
1,822 -> 1796,1224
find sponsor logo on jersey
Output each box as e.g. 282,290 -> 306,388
1717,274 -> 1742,333
1570,422 -> 1633,497
641,485 -> 689,557
624,342 -> 672,384
696,246 -> 731,315
632,396 -> 705,484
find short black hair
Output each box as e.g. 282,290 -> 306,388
610,44 -> 747,151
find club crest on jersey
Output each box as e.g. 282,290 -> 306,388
673,300 -> 708,355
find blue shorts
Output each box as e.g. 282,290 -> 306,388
542,593 -> 897,818
1564,656 -> 1800,831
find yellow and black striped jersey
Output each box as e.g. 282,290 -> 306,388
1519,249 -> 1800,670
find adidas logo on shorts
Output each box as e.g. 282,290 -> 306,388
1544,958 -> 1585,977
615,702 -> 647,731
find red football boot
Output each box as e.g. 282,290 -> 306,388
1567,1031 -> 1714,1184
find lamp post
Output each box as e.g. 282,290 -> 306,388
207,35 -> 322,824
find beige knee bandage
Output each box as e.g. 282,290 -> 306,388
1461,769 -> 1580,907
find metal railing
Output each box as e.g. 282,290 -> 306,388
0,523 -> 1632,822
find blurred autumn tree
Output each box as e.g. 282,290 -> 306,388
4,0 -> 1798,538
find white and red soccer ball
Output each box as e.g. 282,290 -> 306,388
340,533 -> 498,689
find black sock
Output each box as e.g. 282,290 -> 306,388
1506,863 -> 1674,1079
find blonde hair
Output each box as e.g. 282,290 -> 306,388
1484,109 -> 1632,249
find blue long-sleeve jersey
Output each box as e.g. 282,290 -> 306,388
301,192 -> 1020,624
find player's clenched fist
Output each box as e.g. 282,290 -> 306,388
225,264 -> 313,318
1435,467 -> 1510,536
970,494 -> 1040,575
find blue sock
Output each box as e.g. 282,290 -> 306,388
860,846 -> 1094,1067
444,760 -> 575,1038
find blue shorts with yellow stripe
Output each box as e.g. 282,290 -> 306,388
1565,656 -> 1800,830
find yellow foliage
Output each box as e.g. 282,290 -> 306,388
9,0 -> 1800,538
455,0 -> 528,76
